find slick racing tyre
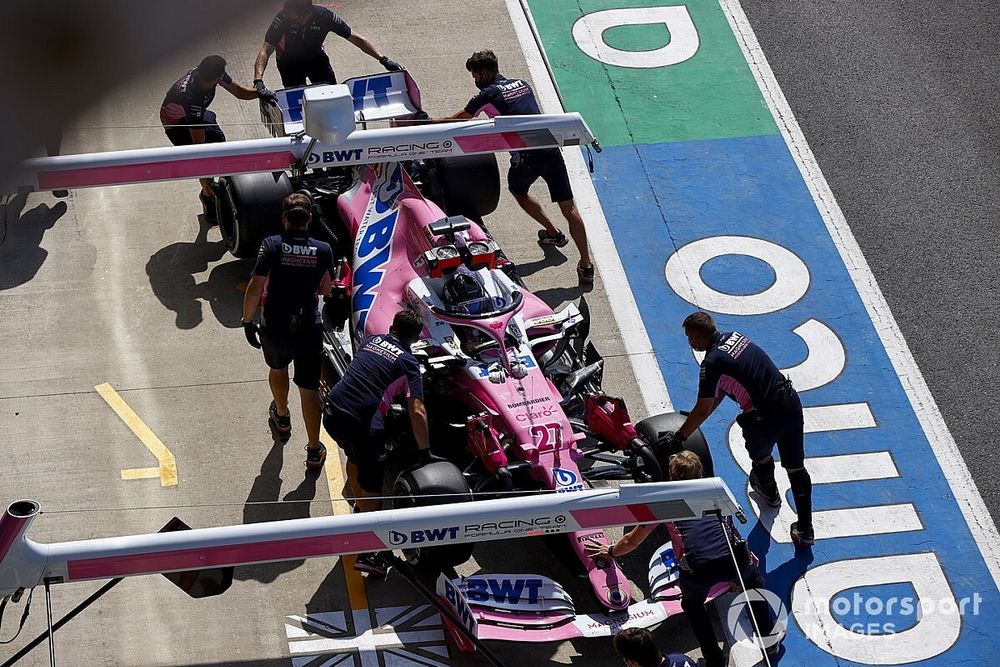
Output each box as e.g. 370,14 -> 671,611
427,154 -> 500,220
216,172 -> 293,258
635,412 -> 715,479
392,461 -> 474,571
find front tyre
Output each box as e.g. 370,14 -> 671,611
391,461 -> 474,570
635,412 -> 714,478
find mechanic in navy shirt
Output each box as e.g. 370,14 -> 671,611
242,193 -> 335,470
160,55 -> 274,221
252,0 -> 402,91
434,50 -> 594,284
613,628 -> 696,667
671,311 -> 814,547
323,309 -> 432,576
592,452 -> 778,667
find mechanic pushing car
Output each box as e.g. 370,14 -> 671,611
160,55 -> 275,222
322,309 -> 435,577
252,0 -> 402,93
589,452 -> 778,667
241,193 -> 335,470
432,50 -> 595,285
668,311 -> 815,546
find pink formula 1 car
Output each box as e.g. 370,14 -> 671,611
288,76 -> 717,637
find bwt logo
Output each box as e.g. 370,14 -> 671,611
311,148 -> 363,164
466,578 -> 544,605
387,527 -> 460,546
282,242 -> 316,256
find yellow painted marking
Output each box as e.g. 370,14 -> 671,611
95,383 -> 178,487
321,431 -> 369,610
120,467 -> 160,480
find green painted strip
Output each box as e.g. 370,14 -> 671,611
526,0 -> 777,146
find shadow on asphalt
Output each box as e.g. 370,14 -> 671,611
0,192 -> 67,290
145,215 -> 251,330
235,426 -> 318,584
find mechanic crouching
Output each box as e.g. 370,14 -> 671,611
587,452 -> 779,666
241,193 -> 334,470
322,309 -> 435,577
160,55 -> 275,222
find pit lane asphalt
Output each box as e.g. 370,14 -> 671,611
0,1 -> 705,665
739,1 -> 1000,522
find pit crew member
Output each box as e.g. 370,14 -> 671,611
669,311 -> 814,546
432,49 -> 595,284
253,0 -> 402,91
613,628 -> 696,667
241,193 -> 334,470
159,55 -> 274,221
322,309 -> 433,576
588,452 -> 777,667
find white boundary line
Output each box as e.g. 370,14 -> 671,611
503,0 -> 672,417
721,0 -> 1000,586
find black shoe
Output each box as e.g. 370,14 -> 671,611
268,401 -> 292,438
199,192 -> 218,224
305,443 -> 327,470
749,471 -> 782,508
790,521 -> 815,546
577,263 -> 595,285
537,229 -> 569,248
354,551 -> 388,579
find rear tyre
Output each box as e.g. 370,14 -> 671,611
391,461 -> 474,570
216,172 -> 293,258
635,412 -> 714,478
426,154 -> 500,220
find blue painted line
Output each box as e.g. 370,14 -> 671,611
590,134 -> 998,664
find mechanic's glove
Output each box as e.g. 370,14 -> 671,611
253,79 -> 277,104
664,430 -> 686,454
242,320 -> 261,349
379,56 -> 403,72
416,448 -> 446,465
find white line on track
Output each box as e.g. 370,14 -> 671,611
503,0 -> 673,417
720,0 -> 1000,585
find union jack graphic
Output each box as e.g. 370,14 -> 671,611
285,604 -> 451,666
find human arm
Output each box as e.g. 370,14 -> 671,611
242,275 -> 267,323
221,79 -> 259,101
188,127 -> 207,144
428,109 -> 474,124
254,42 -> 276,81
345,32 -> 400,71
406,396 -> 431,452
584,524 -> 656,560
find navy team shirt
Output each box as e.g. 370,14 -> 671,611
252,230 -> 334,327
465,74 -> 557,161
160,67 -> 232,126
265,6 -> 352,64
698,330 -> 787,412
327,333 -> 424,430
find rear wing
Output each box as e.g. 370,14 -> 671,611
11,111 -> 597,194
263,71 -> 424,137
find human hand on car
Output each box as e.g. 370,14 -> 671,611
584,539 -> 612,560
253,79 -> 277,104
242,320 -> 261,349
379,56 -> 403,72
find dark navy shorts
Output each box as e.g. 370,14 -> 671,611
276,56 -> 337,88
737,390 -> 805,469
508,149 -> 574,203
164,111 -> 226,146
260,325 -> 323,390
323,405 -> 385,493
